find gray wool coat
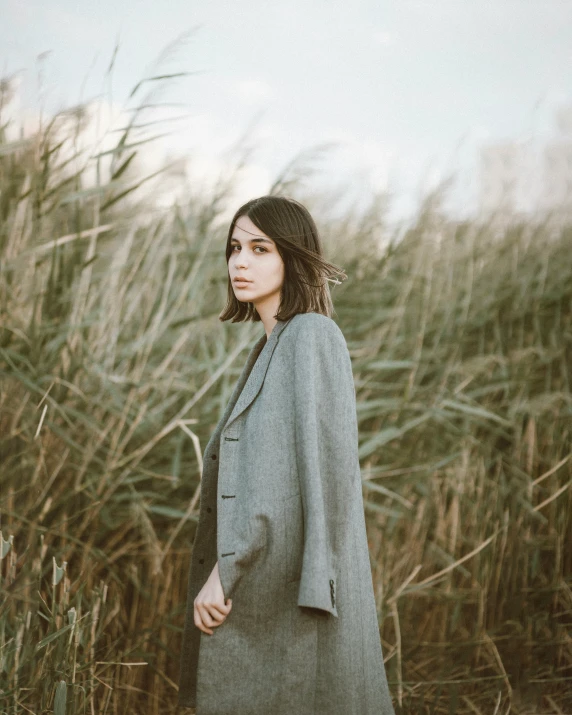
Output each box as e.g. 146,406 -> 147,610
178,312 -> 395,714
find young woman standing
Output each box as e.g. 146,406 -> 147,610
178,195 -> 395,714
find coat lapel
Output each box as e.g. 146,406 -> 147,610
213,332 -> 266,435
222,316 -> 293,432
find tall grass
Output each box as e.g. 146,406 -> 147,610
338,201 -> 572,713
0,66 -> 570,714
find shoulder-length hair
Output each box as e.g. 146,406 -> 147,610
219,195 -> 347,323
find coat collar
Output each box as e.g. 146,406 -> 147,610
222,316 -> 295,433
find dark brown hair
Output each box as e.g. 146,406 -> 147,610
219,195 -> 347,323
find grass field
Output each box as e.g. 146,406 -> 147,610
1,70 -> 571,714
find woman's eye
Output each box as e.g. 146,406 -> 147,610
231,246 -> 266,253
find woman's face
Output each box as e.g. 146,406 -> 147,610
228,214 -> 285,309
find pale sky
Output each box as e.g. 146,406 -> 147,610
2,0 -> 571,222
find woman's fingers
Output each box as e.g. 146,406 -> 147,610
193,613 -> 210,635
217,598 -> 233,615
194,603 -> 214,634
203,604 -> 225,625
194,608 -> 220,634
195,597 -> 230,622
205,599 -> 232,621
193,598 -> 233,634
193,562 -> 233,636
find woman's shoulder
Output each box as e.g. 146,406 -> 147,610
288,312 -> 347,349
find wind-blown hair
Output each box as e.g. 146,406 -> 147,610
219,195 -> 347,323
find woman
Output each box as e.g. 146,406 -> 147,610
178,195 -> 395,714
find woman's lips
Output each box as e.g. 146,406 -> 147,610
234,280 -> 252,287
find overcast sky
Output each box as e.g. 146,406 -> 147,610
2,0 -> 571,222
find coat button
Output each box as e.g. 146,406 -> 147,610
198,558 -> 204,564
206,507 -> 212,513
211,454 -> 217,460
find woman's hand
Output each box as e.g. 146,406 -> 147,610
194,561 -> 232,635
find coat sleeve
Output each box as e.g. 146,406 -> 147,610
292,317 -> 359,618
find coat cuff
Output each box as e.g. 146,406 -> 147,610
297,572 -> 338,618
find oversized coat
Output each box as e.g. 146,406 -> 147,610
178,312 -> 395,714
